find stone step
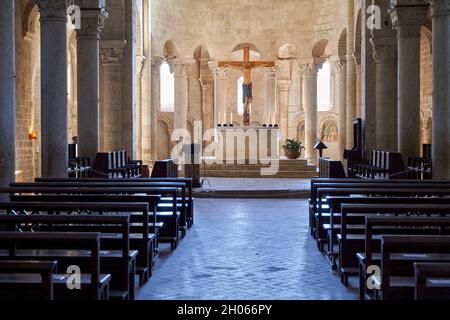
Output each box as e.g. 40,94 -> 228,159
202,170 -> 318,178
203,164 -> 317,172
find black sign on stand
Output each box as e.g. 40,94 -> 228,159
184,144 -> 201,188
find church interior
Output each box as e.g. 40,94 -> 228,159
0,0 -> 450,301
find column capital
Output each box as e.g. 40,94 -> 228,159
151,56 -> 166,69
208,61 -> 229,79
277,79 -> 291,91
370,38 -> 397,63
333,58 -> 347,73
76,8 -> 108,39
389,2 -> 430,37
36,0 -> 67,20
263,67 -> 278,78
171,58 -> 195,78
100,40 -> 126,65
199,77 -> 214,88
298,59 -> 322,76
429,0 -> 450,17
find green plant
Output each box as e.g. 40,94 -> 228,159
282,138 -> 305,151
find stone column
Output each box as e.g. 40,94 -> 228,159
0,0 -> 16,188
151,57 -> 165,162
300,61 -> 321,163
37,0 -> 69,178
371,40 -> 398,152
209,62 -> 229,126
277,80 -> 291,147
100,40 -> 125,152
200,76 -> 214,129
76,3 -> 108,160
353,55 -> 362,119
264,67 -> 278,125
346,0 -> 356,149
430,0 -> 450,179
172,59 -> 194,133
334,58 -> 347,160
390,1 -> 430,162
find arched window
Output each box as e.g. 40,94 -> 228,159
160,62 -> 174,112
237,76 -> 244,115
317,61 -> 331,111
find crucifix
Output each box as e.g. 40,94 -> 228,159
219,46 -> 275,126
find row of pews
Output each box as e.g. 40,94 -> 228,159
309,178 -> 450,300
0,177 -> 195,300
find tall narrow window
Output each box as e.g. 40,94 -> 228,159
237,76 -> 244,115
317,61 -> 331,111
160,62 -> 175,112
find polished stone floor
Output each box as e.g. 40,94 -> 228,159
137,198 -> 357,300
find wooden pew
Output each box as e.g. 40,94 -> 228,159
338,203 -> 450,286
0,213 -> 134,300
379,235 -> 450,300
360,217 -> 450,300
2,186 -> 179,251
325,196 -> 450,269
0,260 -> 58,300
14,181 -> 189,237
0,199 -> 156,287
414,263 -> 450,300
308,179 -> 450,237
0,232 -> 109,300
35,177 -> 196,228
314,186 -> 450,250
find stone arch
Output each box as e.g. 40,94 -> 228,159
231,43 -> 262,60
296,120 -> 306,143
354,9 -> 362,58
278,44 -> 297,60
193,45 -> 211,60
337,29 -> 347,59
157,120 -> 171,160
163,40 -> 180,59
311,39 -> 330,58
22,1 -> 40,40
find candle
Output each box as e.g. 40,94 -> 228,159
224,112 -> 227,124
231,112 -> 234,123
218,113 -> 221,124
268,112 -> 271,125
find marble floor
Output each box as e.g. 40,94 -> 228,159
137,198 -> 357,300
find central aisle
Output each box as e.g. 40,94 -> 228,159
137,199 -> 357,300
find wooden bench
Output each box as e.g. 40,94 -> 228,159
379,235 -> 450,300
414,262 -> 450,300
0,199 -> 156,287
35,177 -> 196,228
359,216 -> 450,300
15,181 -> 189,238
3,186 -> 179,251
0,213 -> 134,300
91,150 -> 142,178
0,232 -> 110,300
0,260 -> 58,300
339,203 -> 450,286
314,186 -> 450,250
325,196 -> 450,270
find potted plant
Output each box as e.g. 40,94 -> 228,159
282,138 -> 305,160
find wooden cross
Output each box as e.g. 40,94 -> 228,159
219,47 -> 275,126
219,47 -> 275,75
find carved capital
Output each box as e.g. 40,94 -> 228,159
199,77 -> 214,88
298,62 -> 321,77
208,61 -> 229,79
151,56 -> 166,69
389,4 -> 429,37
334,59 -> 347,74
171,59 -> 195,78
263,67 -> 278,78
277,80 -> 291,91
36,0 -> 67,20
370,38 -> 397,63
76,8 -> 108,38
100,40 -> 126,65
429,0 -> 450,17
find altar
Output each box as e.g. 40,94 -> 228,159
214,126 -> 280,164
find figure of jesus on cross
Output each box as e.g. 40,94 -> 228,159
219,46 -> 275,127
